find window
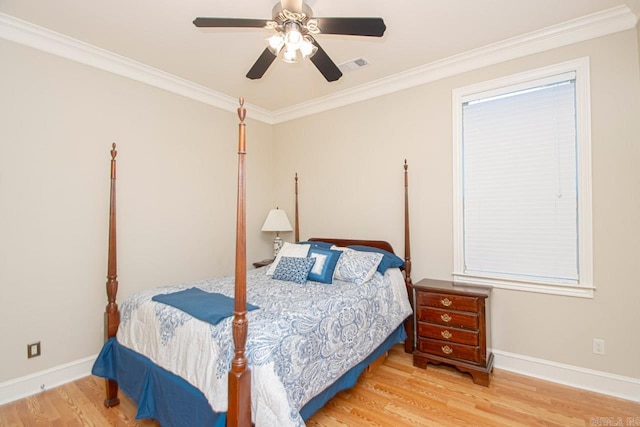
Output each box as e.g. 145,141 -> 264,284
452,58 -> 593,297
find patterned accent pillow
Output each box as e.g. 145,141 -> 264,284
266,242 -> 310,276
332,247 -> 384,285
272,256 -> 316,284
347,245 -> 405,273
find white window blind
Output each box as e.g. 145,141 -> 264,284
461,73 -> 578,284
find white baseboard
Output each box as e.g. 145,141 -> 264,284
0,354 -> 97,405
1,350 -> 638,406
493,349 -> 640,402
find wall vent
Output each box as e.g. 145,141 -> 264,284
338,57 -> 369,73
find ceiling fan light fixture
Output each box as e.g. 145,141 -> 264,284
194,1 -> 385,81
283,22 -> 303,49
268,21 -> 316,63
282,47 -> 298,63
300,35 -> 317,59
267,33 -> 285,54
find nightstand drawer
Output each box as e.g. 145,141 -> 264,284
417,307 -> 479,330
412,279 -> 493,386
418,339 -> 481,364
417,292 -> 479,312
417,322 -> 479,346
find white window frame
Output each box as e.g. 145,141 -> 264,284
452,57 -> 594,298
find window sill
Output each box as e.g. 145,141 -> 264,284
452,273 -> 594,298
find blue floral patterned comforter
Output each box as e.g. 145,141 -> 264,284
116,267 -> 412,426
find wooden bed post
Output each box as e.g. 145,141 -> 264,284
294,173 -> 299,243
104,143 -> 121,407
403,159 -> 414,354
228,97 -> 251,427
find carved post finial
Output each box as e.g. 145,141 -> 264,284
111,143 -> 117,160
237,97 -> 246,123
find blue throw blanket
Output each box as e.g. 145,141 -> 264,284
152,288 -> 259,325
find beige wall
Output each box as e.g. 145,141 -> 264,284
274,29 -> 640,378
1,21 -> 638,389
0,39 -> 275,382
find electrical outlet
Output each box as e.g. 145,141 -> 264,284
27,341 -> 41,359
593,338 -> 605,355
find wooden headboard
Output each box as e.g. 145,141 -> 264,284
307,238 -> 396,254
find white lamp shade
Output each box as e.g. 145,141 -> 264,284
261,208 -> 293,232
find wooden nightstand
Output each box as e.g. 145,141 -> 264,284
252,258 -> 274,268
412,278 -> 493,386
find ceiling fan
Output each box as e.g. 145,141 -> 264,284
193,0 -> 386,82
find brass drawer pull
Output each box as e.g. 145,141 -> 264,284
442,345 -> 453,355
441,330 -> 452,339
440,313 -> 452,322
440,297 -> 452,307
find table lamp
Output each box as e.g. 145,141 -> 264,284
261,207 -> 293,258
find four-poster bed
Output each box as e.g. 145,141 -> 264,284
92,98 -> 415,426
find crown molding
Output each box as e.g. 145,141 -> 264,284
271,5 -> 637,123
1,5 -> 636,125
0,13 -> 273,124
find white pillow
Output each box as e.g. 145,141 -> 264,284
331,246 -> 383,285
266,242 -> 310,276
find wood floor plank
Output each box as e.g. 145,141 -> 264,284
1,344 -> 638,426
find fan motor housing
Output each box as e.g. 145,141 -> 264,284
272,2 -> 313,18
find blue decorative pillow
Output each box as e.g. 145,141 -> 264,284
333,248 -> 383,285
307,247 -> 342,284
272,256 -> 316,284
347,245 -> 405,273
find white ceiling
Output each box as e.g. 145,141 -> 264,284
2,0 -> 639,116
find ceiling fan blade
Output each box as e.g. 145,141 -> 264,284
280,0 -> 303,13
309,40 -> 342,82
315,17 -> 386,37
193,17 -> 271,28
246,48 -> 277,80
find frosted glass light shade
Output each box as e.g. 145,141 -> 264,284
300,36 -> 317,58
267,33 -> 285,54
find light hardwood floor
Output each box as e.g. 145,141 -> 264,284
1,345 -> 638,426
